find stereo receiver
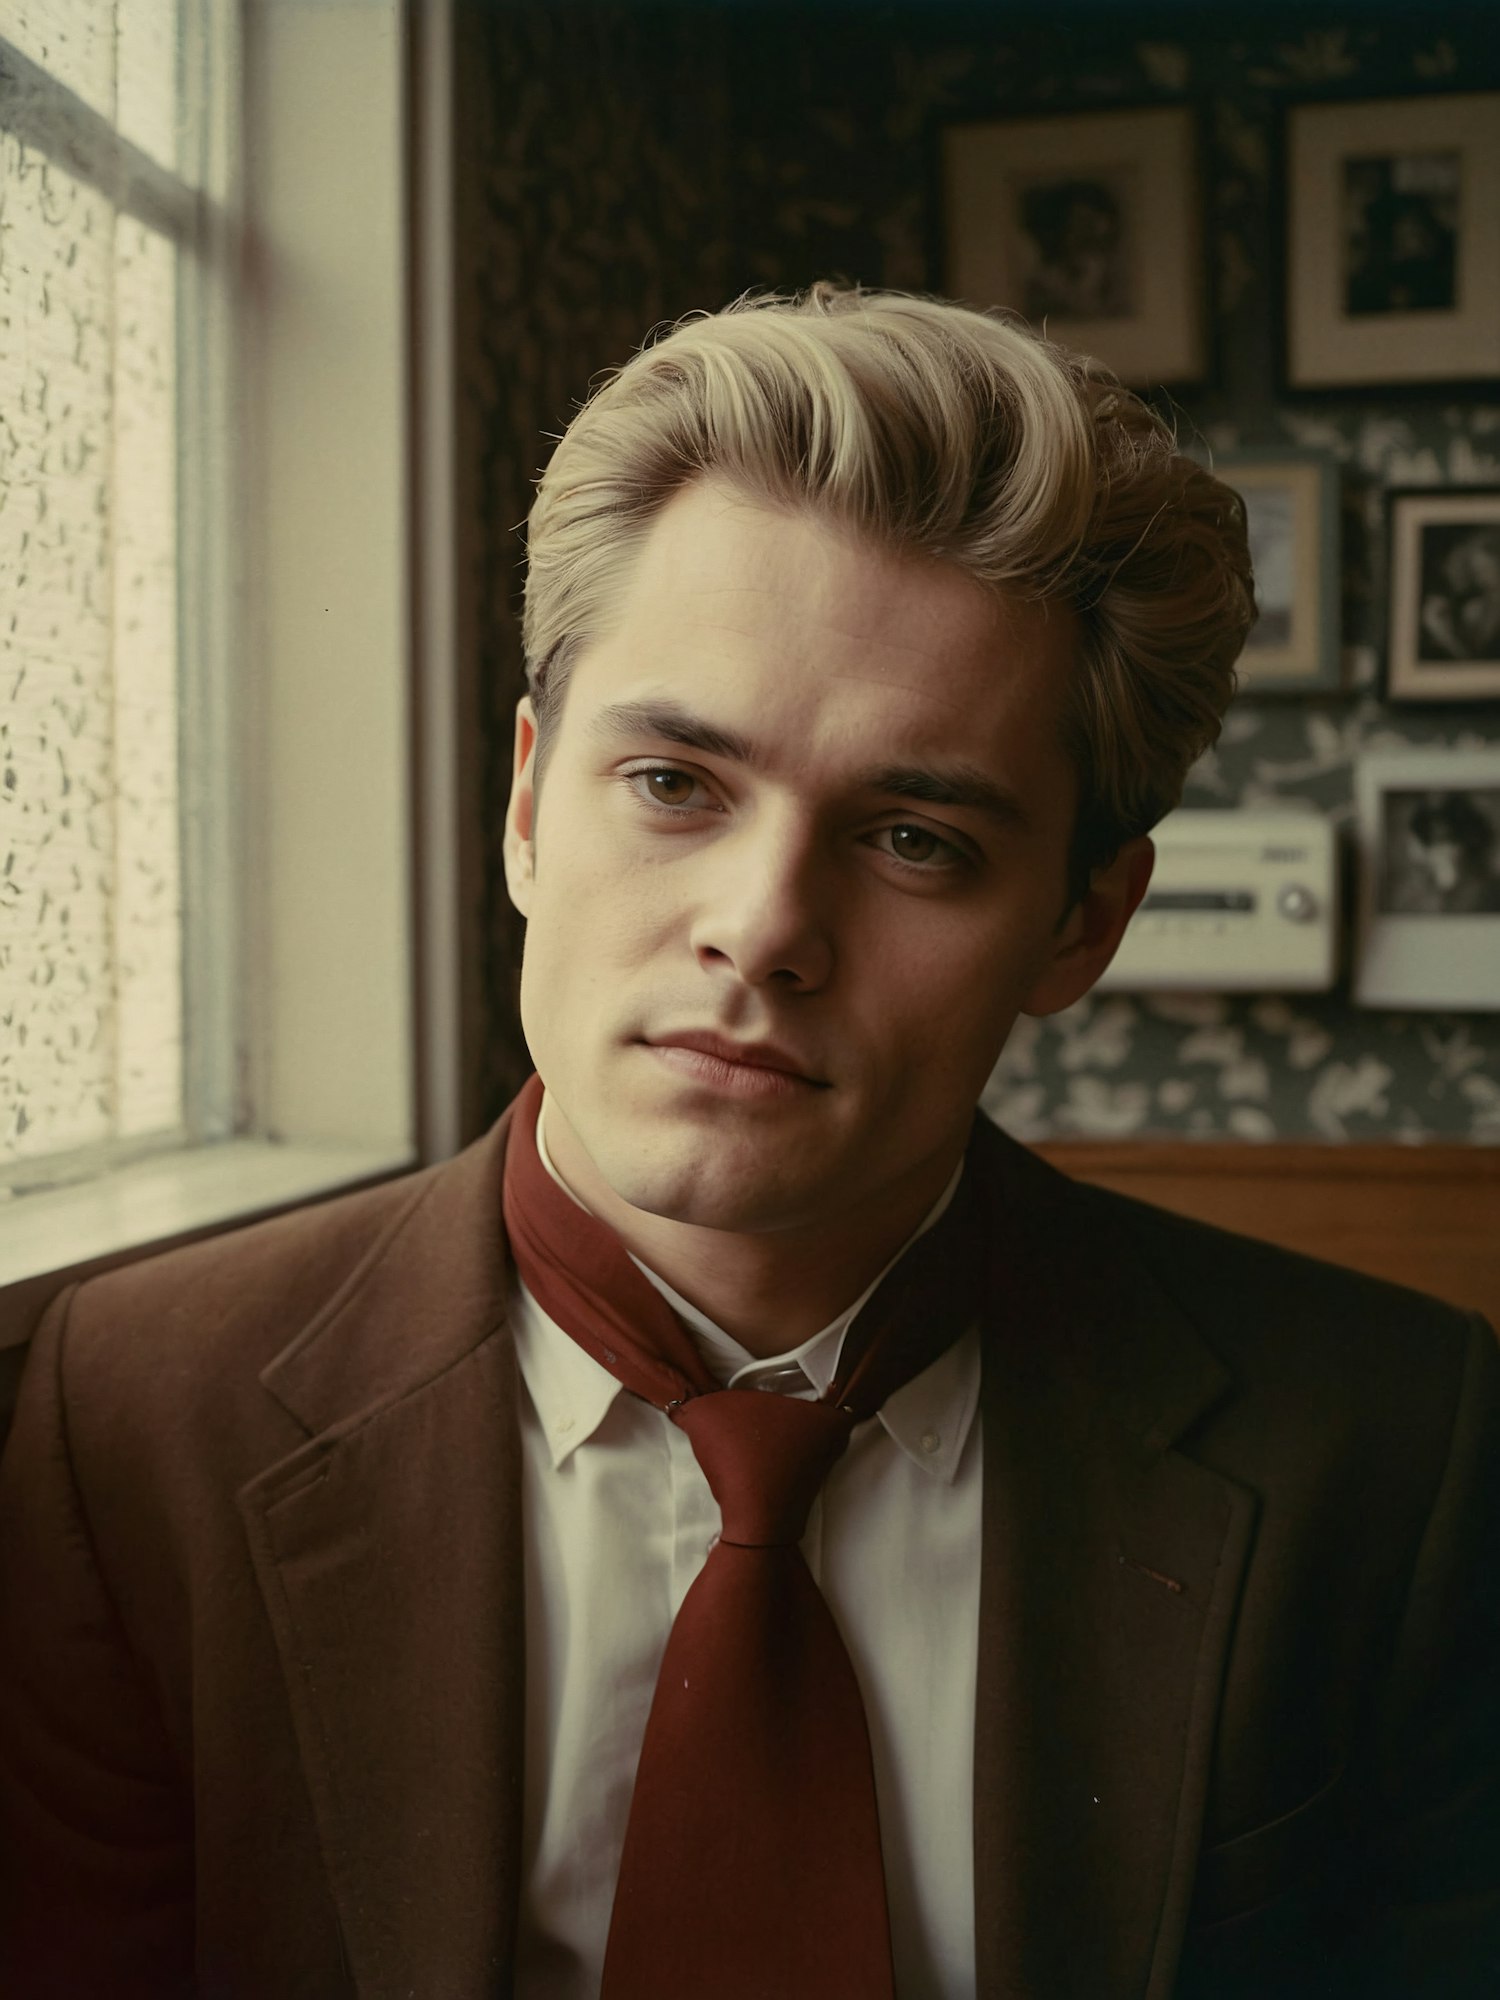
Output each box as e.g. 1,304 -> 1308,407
1097,809 -> 1338,992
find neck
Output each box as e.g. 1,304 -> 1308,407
540,1102 -> 964,1358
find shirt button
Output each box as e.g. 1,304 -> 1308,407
555,1415 -> 575,1437
920,1429 -> 941,1455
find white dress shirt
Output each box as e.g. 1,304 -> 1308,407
512,1098 -> 983,1997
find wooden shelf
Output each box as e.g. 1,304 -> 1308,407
1036,1140 -> 1500,1329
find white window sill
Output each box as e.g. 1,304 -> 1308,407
0,1139 -> 416,1333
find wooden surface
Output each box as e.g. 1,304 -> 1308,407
1036,1141 -> 1500,1331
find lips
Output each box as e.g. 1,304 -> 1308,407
643,1031 -> 827,1086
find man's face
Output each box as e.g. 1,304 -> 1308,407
505,480 -> 1148,1243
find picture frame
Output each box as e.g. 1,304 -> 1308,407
1217,449 -> 1341,695
1354,749 -> 1500,1010
1385,488 -> 1500,704
1285,92 -> 1500,390
940,105 -> 1204,388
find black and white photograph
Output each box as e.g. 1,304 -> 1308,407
1356,751 -> 1500,1008
1244,484 -> 1296,649
943,106 -> 1203,387
1386,488 -> 1500,702
1343,152 -> 1460,318
1417,523 -> 1500,663
1379,789 -> 1500,917
1287,93 -> 1500,388
1015,172 -> 1135,322
1215,451 -> 1341,693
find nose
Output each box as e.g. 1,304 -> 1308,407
688,811 -> 836,992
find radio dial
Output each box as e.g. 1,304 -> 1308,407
1277,883 -> 1317,923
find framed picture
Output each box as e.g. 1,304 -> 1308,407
1217,449 -> 1341,695
1354,749 -> 1500,1009
1385,488 -> 1500,703
941,106 -> 1204,388
1286,93 -> 1500,389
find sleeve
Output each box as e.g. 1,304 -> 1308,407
0,1286 -> 195,1997
1353,1310 -> 1500,1998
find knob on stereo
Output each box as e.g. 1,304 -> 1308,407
1096,808 -> 1337,992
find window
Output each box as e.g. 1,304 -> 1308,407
1,0 -> 235,1191
0,1 -> 421,1301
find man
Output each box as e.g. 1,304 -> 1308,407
1,286 -> 1496,1999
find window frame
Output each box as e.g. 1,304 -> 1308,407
0,0 -> 459,1327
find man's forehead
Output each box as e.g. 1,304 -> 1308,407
559,477 -> 1080,819
618,479 -> 1012,654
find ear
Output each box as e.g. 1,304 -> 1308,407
503,696 -> 540,917
1021,835 -> 1154,1018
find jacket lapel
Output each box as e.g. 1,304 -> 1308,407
971,1127 -> 1257,2000
234,1102 -> 1256,1997
238,1111 -> 527,1999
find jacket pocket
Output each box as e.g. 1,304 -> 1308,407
1189,1763 -> 1349,1932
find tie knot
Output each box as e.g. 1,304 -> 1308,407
674,1390 -> 855,1547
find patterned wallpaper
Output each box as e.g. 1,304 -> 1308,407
456,2 -> 1500,1141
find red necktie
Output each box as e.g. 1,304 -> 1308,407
501,1074 -> 983,1998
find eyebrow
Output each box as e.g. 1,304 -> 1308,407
589,698 -> 1033,831
589,700 -> 752,765
866,762 -> 1032,831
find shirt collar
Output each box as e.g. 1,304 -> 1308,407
510,1277 -> 626,1471
515,1093 -> 978,1481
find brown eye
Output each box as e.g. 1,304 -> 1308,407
888,825 -> 941,864
645,769 -> 696,806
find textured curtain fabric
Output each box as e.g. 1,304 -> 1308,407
1,1 -> 205,1174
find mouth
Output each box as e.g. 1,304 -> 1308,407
639,1032 -> 829,1097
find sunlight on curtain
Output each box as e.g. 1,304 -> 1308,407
2,0 -> 177,166
0,2 -> 186,1170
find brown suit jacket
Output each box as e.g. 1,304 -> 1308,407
1,1104 -> 1497,1998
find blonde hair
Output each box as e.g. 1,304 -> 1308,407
522,284 -> 1254,897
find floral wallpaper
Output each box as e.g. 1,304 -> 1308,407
457,2 -> 1500,1141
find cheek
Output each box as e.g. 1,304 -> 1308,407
525,833 -> 679,991
888,920 -> 1044,1062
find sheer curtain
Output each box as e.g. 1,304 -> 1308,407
0,1 -> 232,1186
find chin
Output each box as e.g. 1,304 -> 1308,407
605,1163 -> 774,1232
593,1135 -> 820,1236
